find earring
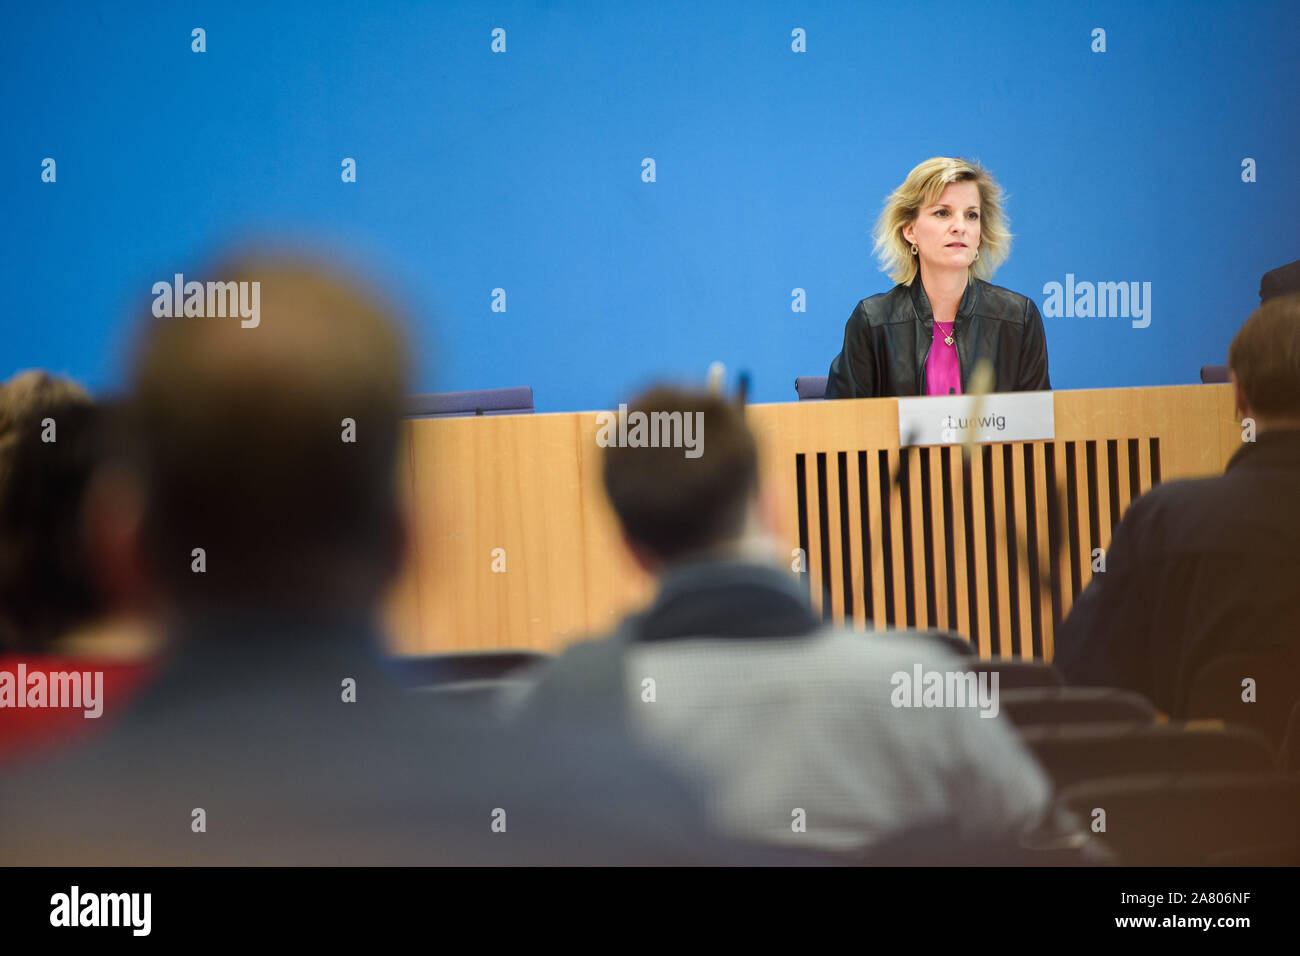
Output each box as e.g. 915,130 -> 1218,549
973,248 -> 979,260
910,243 -> 918,255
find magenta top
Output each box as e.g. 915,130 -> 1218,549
925,319 -> 962,395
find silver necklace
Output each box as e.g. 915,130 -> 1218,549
935,319 -> 956,347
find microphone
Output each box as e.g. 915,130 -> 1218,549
892,428 -> 919,488
706,362 -> 725,394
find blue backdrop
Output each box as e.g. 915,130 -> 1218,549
5,0 -> 1299,411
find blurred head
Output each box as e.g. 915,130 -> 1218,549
1229,293 -> 1300,429
876,156 -> 1011,286
601,386 -> 767,573
124,257 -> 411,611
0,371 -> 104,650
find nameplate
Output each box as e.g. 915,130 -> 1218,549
896,391 -> 1055,447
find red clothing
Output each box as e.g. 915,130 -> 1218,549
0,654 -> 155,768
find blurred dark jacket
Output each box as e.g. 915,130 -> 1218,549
1055,429 -> 1300,715
1260,259 -> 1300,303
825,278 -> 1051,399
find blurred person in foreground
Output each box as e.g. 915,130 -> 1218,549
512,385 -> 1053,858
0,372 -> 157,767
1260,257 -> 1300,303
1056,294 -> 1300,715
0,258 -> 762,865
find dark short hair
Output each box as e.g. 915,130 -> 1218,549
601,386 -> 759,563
1228,293 -> 1300,419
127,257 -> 410,604
0,372 -> 103,650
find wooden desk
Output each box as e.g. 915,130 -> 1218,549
386,385 -> 1241,659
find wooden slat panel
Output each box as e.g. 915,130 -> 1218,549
382,436 -> 422,655
947,448 -> 971,640
907,449 -> 927,628
1115,438 -> 1132,521
755,410 -> 806,601
393,387 -> 1241,656
844,452 -> 867,632
989,446 -> 1011,657
1032,442 -> 1054,659
929,450 -> 950,631
865,452 -> 888,630
582,416 -> 660,634
805,454 -> 825,620
824,454 -> 846,625
1095,442 -> 1113,557
1010,444 -> 1034,658
968,449 -> 991,657
1056,444 -> 1078,622
1215,389 -> 1247,476
1074,442 -> 1095,596
885,448 -> 907,628
578,416 -> 656,638
1053,384 -> 1227,480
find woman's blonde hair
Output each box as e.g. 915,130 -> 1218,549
873,157 -> 1011,286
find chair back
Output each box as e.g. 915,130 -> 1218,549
406,386 -> 534,418
794,376 -> 828,401
1021,721 -> 1275,790
971,658 -> 1064,691
1000,687 -> 1156,727
1057,772 -> 1300,865
1185,648 -> 1300,747
386,650 -> 552,689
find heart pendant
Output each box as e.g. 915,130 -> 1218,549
944,336 -> 954,346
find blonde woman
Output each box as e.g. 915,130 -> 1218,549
825,157 -> 1050,398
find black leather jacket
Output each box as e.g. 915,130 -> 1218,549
824,278 -> 1051,398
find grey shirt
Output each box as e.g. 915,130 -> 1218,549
626,628 -> 1050,852
519,559 -> 1052,854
